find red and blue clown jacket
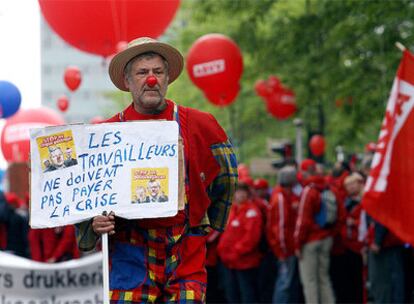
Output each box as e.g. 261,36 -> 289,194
76,99 -> 238,250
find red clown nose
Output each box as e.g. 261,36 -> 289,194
146,76 -> 158,87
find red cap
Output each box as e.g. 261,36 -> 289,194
300,158 -> 316,171
239,176 -> 254,188
254,178 -> 269,190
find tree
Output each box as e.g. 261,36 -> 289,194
111,0 -> 414,164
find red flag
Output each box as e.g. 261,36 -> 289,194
362,50 -> 414,245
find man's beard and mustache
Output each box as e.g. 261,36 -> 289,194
136,86 -> 166,114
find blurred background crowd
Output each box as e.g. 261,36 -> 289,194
1,144 -> 413,304
206,147 -> 413,304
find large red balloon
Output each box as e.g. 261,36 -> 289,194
204,83 -> 240,107
309,135 -> 326,156
266,100 -> 297,120
64,66 -> 82,92
1,107 -> 65,162
187,34 -> 243,94
38,0 -> 180,57
265,87 -> 297,120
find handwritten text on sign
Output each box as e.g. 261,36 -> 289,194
30,121 -> 179,228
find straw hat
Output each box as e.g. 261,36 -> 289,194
109,37 -> 184,91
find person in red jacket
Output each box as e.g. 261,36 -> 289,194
205,230 -> 227,304
29,225 -> 80,262
252,177 -> 270,224
367,218 -> 405,303
336,173 -> 365,303
267,166 -> 302,303
218,182 -> 263,303
294,159 -> 335,303
252,177 -> 278,303
330,161 -> 350,204
327,161 -> 350,303
254,178 -> 270,202
0,192 -> 29,257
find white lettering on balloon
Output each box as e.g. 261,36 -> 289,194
193,59 -> 225,78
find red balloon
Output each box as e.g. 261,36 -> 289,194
187,33 -> 243,94
39,0 -> 180,57
64,66 -> 82,92
254,79 -> 271,97
266,100 -> 297,120
309,135 -> 326,156
268,75 -> 282,93
204,83 -> 240,107
57,95 -> 69,112
280,88 -> 296,104
1,107 -> 65,162
265,87 -> 297,120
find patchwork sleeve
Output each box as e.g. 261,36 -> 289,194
75,219 -> 99,252
206,140 -> 238,232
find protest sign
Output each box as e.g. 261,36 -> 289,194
0,251 -> 103,303
30,121 -> 179,228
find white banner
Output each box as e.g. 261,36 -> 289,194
30,121 -> 179,228
0,251 -> 103,303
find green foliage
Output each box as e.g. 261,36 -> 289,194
111,0 -> 414,165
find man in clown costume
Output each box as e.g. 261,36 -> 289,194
76,37 -> 238,303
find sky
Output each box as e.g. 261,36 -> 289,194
0,1 -> 41,109
0,1 -> 40,168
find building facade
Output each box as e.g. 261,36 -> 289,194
40,17 -> 120,123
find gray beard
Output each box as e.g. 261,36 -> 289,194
134,98 -> 167,115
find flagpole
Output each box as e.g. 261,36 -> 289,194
101,210 -> 110,304
395,41 -> 406,52
102,232 -> 110,304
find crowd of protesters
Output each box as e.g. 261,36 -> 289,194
0,191 -> 80,262
207,150 -> 414,303
1,148 -> 413,303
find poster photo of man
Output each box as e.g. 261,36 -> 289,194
131,168 -> 169,204
36,130 -> 78,173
